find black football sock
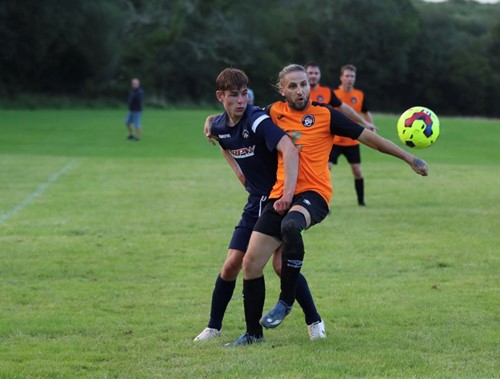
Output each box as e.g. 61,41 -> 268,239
295,273 -> 321,325
355,178 -> 364,205
243,276 -> 265,338
280,211 -> 306,306
207,274 -> 236,330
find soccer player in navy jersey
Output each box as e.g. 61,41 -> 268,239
194,68 -> 326,344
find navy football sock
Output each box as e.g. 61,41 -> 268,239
295,273 -> 321,325
208,274 -> 236,330
355,178 -> 364,205
243,276 -> 265,338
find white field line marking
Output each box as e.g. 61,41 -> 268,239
0,160 -> 75,225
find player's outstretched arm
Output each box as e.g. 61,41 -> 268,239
363,111 -> 378,132
339,102 -> 376,131
221,148 -> 246,188
273,135 -> 299,214
204,114 -> 219,145
357,129 -> 428,176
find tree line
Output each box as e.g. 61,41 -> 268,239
1,0 -> 499,116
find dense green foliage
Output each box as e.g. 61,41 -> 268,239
1,0 -> 499,116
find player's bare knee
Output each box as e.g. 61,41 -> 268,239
241,254 -> 254,274
242,255 -> 262,278
351,164 -> 363,179
221,262 -> 240,280
272,261 -> 282,277
221,251 -> 243,279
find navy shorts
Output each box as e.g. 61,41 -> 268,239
253,191 -> 330,240
125,111 -> 142,128
329,144 -> 361,164
228,194 -> 268,252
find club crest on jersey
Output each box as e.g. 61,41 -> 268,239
351,97 -> 358,104
302,114 -> 315,127
242,129 -> 250,139
317,95 -> 324,102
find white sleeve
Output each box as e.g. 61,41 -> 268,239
251,114 -> 270,133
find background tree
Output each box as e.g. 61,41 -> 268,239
0,0 -> 125,96
0,0 -> 498,117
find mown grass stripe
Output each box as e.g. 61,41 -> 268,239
0,159 -> 75,225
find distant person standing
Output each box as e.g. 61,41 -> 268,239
332,64 -> 376,206
125,78 -> 143,141
247,88 -> 255,104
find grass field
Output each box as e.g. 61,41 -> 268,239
0,109 -> 499,378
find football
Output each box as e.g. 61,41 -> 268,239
397,106 -> 440,149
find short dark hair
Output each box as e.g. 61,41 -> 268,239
340,64 -> 357,75
304,61 -> 320,70
216,68 -> 249,91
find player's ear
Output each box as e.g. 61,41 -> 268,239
216,90 -> 224,102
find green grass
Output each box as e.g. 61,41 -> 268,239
0,109 -> 499,378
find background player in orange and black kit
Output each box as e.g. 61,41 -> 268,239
305,61 -> 375,205
332,64 -> 376,206
305,61 -> 375,131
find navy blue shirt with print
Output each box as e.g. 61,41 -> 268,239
128,87 -> 143,111
211,105 -> 286,196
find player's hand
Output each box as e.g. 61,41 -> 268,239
204,116 -> 217,146
364,122 -> 378,133
273,195 -> 292,215
411,157 -> 428,176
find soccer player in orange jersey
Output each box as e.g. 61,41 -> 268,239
331,64 -> 376,206
306,62 -> 375,206
225,64 -> 428,345
305,61 -> 376,132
